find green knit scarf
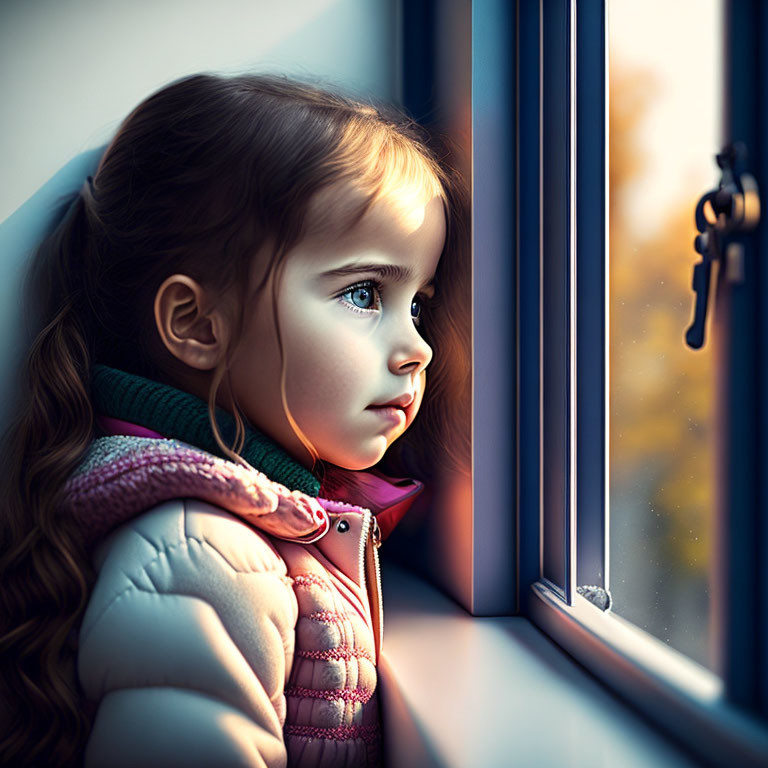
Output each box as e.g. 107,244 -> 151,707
90,364 -> 321,496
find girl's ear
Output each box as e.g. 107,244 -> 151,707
153,274 -> 231,371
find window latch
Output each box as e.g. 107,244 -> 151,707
685,143 -> 761,349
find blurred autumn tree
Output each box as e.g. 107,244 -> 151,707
609,63 -> 715,665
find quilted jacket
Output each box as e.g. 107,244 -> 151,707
63,426 -> 421,768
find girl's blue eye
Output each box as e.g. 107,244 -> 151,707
349,285 -> 376,309
338,280 -> 382,312
411,299 -> 422,323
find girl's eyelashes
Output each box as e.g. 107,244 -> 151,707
336,279 -> 428,327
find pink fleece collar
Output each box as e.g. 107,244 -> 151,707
63,436 -> 332,547
95,415 -> 423,541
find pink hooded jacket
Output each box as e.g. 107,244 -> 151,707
63,420 -> 421,768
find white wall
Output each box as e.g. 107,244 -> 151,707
0,0 -> 398,432
0,0 -> 399,221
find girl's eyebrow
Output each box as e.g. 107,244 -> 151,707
320,262 -> 435,291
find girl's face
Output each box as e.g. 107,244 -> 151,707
227,188 -> 445,471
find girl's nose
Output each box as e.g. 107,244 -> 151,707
388,318 -> 433,376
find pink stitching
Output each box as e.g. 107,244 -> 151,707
296,645 -> 373,663
308,610 -> 346,624
292,574 -> 331,589
284,723 -> 379,745
285,686 -> 373,704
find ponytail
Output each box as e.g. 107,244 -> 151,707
0,194 -> 97,767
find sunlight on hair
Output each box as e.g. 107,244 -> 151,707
377,182 -> 433,232
324,119 -> 446,235
373,137 -> 444,218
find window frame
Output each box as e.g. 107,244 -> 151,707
720,0 -> 768,717
517,1 -> 768,765
399,0 -> 517,616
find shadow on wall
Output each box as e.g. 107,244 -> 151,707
0,147 -> 104,434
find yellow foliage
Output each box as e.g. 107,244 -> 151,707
609,65 -> 715,576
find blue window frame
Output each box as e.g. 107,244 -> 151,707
398,0 -> 516,615
517,1 -> 768,765
723,0 -> 768,716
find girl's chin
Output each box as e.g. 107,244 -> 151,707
323,438 -> 391,472
330,456 -> 385,472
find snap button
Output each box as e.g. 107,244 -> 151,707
336,519 -> 350,533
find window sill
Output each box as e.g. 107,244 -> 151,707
527,581 -> 768,768
378,561 -> 700,768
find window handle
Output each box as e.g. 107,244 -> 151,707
685,143 -> 761,349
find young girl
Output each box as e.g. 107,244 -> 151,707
0,73 -> 469,768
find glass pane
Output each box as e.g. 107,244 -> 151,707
608,0 -> 723,668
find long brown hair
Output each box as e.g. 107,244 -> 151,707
0,72 -> 470,766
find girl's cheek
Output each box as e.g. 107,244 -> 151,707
415,370 -> 427,407
416,368 -> 427,392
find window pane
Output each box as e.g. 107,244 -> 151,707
608,0 -> 723,669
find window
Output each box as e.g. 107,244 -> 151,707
518,1 -> 768,765
603,0 -> 723,672
607,0 -> 722,672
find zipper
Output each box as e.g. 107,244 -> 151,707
361,511 -> 383,663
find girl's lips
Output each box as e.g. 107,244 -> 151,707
367,405 -> 407,427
